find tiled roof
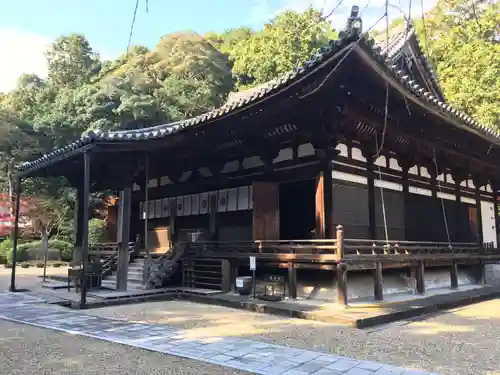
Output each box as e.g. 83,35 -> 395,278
17,18 -> 500,175
373,23 -> 444,101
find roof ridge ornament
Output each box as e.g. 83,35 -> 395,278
344,6 -> 363,38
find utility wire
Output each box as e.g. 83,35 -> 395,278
299,9 -> 385,99
127,0 -> 141,57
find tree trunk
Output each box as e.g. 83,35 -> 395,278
7,162 -> 14,217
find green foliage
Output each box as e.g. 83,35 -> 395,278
0,238 -> 73,263
228,8 -> 337,87
0,4 -> 497,246
415,0 -> 500,129
88,218 -> 107,245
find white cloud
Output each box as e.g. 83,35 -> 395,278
0,29 -> 51,93
250,0 -> 438,31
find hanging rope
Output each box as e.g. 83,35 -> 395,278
432,148 -> 452,249
374,137 -> 390,245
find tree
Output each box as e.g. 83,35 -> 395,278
229,8 -> 337,87
416,0 -> 500,129
45,34 -> 100,88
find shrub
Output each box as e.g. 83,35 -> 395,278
3,263 -> 11,268
35,262 -> 45,268
6,246 -> 28,264
88,218 -> 107,245
0,238 -> 13,258
20,263 -> 30,268
49,239 -> 73,261
52,262 -> 64,268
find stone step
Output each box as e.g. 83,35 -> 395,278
101,279 -> 143,290
128,265 -> 144,271
106,274 -> 143,283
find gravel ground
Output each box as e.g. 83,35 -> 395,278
0,319 -> 247,375
87,298 -> 500,375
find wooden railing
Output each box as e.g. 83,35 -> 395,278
145,242 -> 186,289
181,225 -> 498,264
185,239 -> 340,262
87,242 -> 138,277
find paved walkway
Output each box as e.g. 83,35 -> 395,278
0,293 -> 435,375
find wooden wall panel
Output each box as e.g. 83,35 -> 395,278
252,182 -> 279,241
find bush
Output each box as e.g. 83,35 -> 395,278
88,218 -> 107,245
35,262 -> 45,268
52,262 -> 64,268
20,263 -> 30,268
0,238 -> 13,258
46,239 -> 73,261
3,239 -> 73,262
6,246 -> 28,264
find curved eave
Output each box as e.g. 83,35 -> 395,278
354,41 -> 500,146
16,32 -> 500,177
16,34 -> 359,177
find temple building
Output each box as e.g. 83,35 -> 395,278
13,7 -> 500,305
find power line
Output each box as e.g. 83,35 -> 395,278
300,6 -> 385,100
126,0 -> 141,57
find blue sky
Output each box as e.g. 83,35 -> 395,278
0,0 -> 436,92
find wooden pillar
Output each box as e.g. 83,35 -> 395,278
80,151 -> 91,309
324,156 -> 334,239
337,262 -> 348,306
450,260 -> 458,289
430,170 -> 438,199
477,260 -> 485,284
230,260 -> 239,293
373,261 -> 383,301
221,259 -> 231,293
9,177 -> 22,292
416,261 -> 425,294
315,148 -> 334,239
142,154 -> 151,285
209,193 -> 218,241
493,183 -> 500,247
315,172 -> 325,239
72,186 -> 85,265
169,198 -> 177,242
336,225 -> 346,305
475,180 -> 484,246
288,262 -> 297,299
454,176 -> 462,242
366,153 -> 377,240
401,163 -> 411,241
116,188 -> 132,291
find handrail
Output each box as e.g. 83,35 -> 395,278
344,239 -> 478,246
145,242 -> 186,289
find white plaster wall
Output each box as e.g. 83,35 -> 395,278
481,200 -> 497,247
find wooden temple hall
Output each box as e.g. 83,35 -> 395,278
11,7 -> 500,306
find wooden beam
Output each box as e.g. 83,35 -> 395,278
373,261 -> 383,300
337,262 -> 348,306
416,261 -> 425,294
315,172 -> 326,239
80,150 -> 91,309
288,262 -> 297,299
475,183 -> 484,246
116,188 -> 132,291
344,104 -> 499,177
221,259 -> 231,293
450,260 -> 458,289
365,149 -> 377,240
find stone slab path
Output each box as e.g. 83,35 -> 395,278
0,292 -> 436,375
